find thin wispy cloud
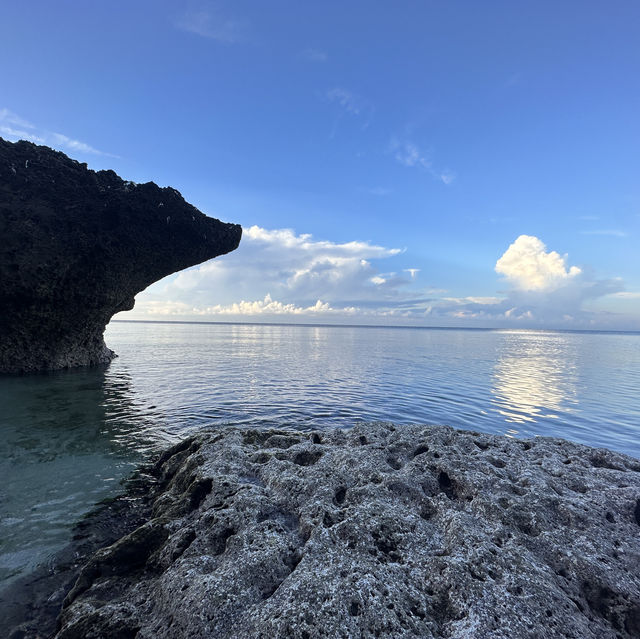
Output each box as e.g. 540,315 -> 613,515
362,187 -> 391,196
177,7 -> 245,43
0,108 -> 35,130
0,125 -> 46,145
1,108 -> 115,157
302,48 -> 327,62
326,88 -> 374,130
49,133 -> 106,156
393,140 -> 430,169
580,229 -> 628,237
327,88 -> 366,116
389,137 -> 455,185
440,170 -> 456,185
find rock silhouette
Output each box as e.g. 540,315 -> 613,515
0,138 -> 241,373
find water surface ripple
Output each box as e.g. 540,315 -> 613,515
1,322 -> 638,584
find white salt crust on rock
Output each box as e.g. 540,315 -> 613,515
57,423 -> 640,638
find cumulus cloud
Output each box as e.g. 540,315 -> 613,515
435,235 -> 623,327
495,235 -> 582,291
1,107 -> 113,156
138,295 -> 347,317
121,225 -> 432,321
117,228 -> 632,329
416,235 -> 628,328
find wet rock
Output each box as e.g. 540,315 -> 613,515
0,138 -> 241,373
51,423 -> 640,638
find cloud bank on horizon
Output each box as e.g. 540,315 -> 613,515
116,227 -> 632,330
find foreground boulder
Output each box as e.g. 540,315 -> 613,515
0,138 -> 241,373
42,423 -> 640,638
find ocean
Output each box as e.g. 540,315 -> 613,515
1,321 -> 639,586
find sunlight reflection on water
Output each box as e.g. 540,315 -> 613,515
491,331 -> 579,428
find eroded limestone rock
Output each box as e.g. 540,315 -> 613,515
53,423 -> 640,638
0,138 -> 241,373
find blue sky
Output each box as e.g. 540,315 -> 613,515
2,1 -> 638,329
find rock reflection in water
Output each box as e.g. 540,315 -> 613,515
491,331 -> 578,432
0,366 -> 165,584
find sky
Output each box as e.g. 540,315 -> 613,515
2,1 -> 639,330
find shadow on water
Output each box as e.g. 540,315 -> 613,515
0,365 -> 166,585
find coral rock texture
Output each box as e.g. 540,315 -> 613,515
0,138 -> 241,373
54,423 -> 640,638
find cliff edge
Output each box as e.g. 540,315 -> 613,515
0,138 -> 241,373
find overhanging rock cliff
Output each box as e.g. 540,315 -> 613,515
0,138 -> 242,373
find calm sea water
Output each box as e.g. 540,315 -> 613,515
1,321 -> 639,586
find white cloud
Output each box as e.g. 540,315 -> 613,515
392,140 -> 430,169
439,170 -> 456,185
1,107 -> 113,157
327,88 -> 365,116
139,294 -> 343,317
326,88 -> 374,130
123,225 -> 427,321
50,132 -> 105,156
389,138 -> 455,185
0,125 -> 46,144
495,235 -> 582,291
177,8 -> 244,43
416,236 -> 628,328
116,228 -> 632,329
0,108 -> 35,129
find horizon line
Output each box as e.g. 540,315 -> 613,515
109,319 -> 640,336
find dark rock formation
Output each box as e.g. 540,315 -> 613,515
8,423 -> 640,639
0,138 -> 241,373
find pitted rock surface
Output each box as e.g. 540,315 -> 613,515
0,138 -> 241,373
53,423 -> 640,638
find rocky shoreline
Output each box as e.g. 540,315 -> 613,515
3,422 -> 640,638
